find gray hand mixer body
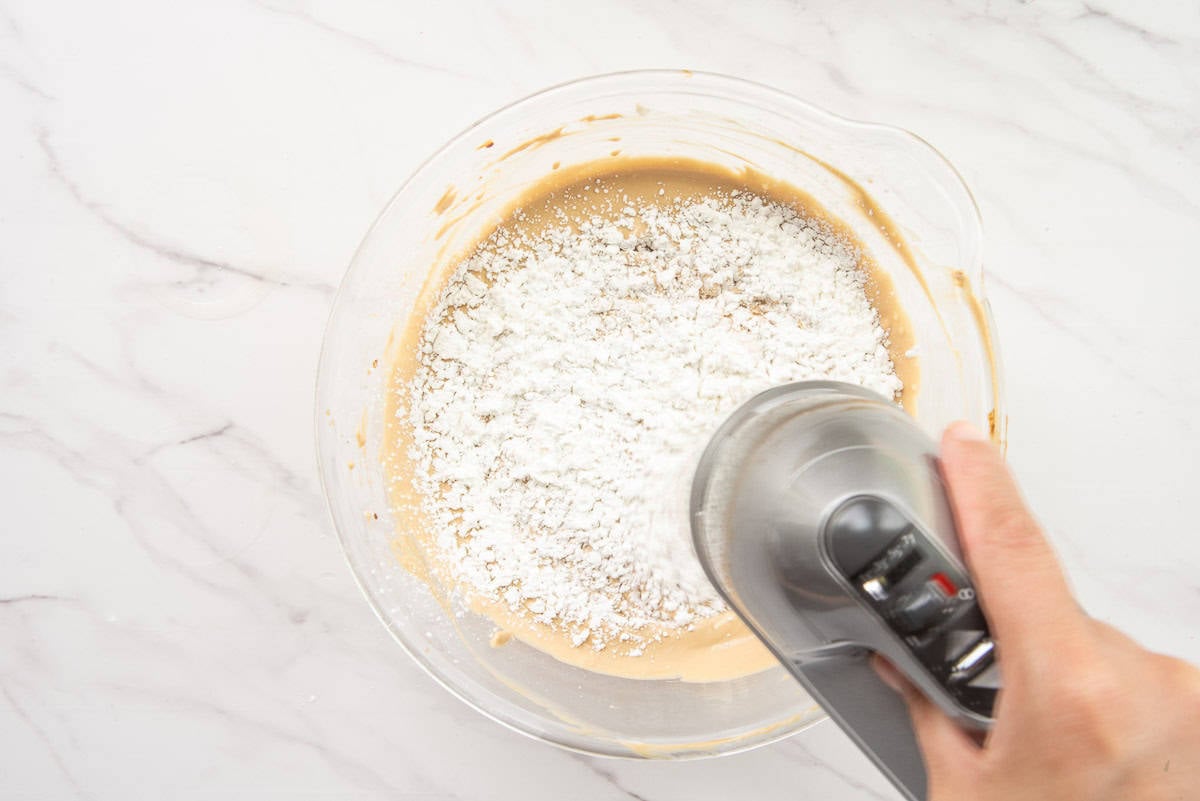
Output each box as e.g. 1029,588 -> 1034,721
690,382 -> 1000,801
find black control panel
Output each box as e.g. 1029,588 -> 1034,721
826,496 -> 999,717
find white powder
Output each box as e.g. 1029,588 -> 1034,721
405,191 -> 900,652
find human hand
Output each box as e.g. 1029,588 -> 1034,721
875,422 -> 1200,801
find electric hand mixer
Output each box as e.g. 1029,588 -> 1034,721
691,381 -> 1000,801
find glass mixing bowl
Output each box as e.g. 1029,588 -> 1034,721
315,70 -> 1004,758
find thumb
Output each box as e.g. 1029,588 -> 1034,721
873,656 -> 979,794
939,422 -> 1081,669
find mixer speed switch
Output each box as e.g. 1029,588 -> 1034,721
892,580 -> 949,635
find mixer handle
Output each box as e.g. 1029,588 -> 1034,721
789,648 -> 927,801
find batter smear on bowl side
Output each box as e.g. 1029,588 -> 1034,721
383,157 -> 915,681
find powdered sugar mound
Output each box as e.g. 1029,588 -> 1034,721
406,193 -> 901,652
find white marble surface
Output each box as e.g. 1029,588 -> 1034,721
2,0 -> 1199,798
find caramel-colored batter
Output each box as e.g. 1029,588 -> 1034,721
381,157 -> 918,682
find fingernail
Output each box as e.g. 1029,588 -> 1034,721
946,420 -> 987,443
871,656 -> 906,693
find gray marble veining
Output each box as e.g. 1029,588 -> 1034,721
2,1 -> 1198,798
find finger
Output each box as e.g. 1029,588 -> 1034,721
873,656 -> 979,785
940,422 -> 1081,661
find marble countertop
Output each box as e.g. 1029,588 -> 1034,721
3,1 -> 1198,798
